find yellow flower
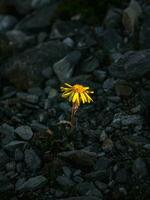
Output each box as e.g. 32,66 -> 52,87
60,83 -> 94,106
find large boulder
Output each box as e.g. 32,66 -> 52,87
109,49 -> 150,79
0,41 -> 68,89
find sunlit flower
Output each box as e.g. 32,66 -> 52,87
60,83 -> 94,106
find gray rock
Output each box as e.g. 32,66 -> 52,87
94,70 -> 107,82
60,196 -> 100,200
53,51 -> 81,82
17,92 -> 39,104
85,170 -> 107,181
115,168 -> 128,183
0,123 -> 15,146
0,41 -> 68,89
5,161 -> 16,172
109,49 -> 150,79
50,20 -> 81,38
77,182 -> 103,198
0,33 -> 13,60
15,4 -> 58,32
56,176 -> 74,188
0,174 -> 14,192
24,149 -> 41,171
0,150 -> 9,170
81,56 -> 99,73
140,6 -> 150,49
58,150 -> 96,170
15,125 -> 33,140
15,149 -> 24,162
121,115 -> 142,126
0,15 -> 18,32
16,175 -> 47,191
115,80 -> 132,97
104,7 -> 121,29
95,157 -> 111,171
6,30 -> 35,49
31,0 -> 50,9
143,144 -> 150,150
132,158 -> 147,178
4,140 -> 26,151
103,78 -> 115,91
63,37 -> 75,47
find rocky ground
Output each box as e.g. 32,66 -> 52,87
0,0 -> 150,199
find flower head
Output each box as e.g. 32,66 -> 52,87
60,83 -> 94,106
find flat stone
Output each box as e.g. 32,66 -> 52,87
0,123 -> 15,146
0,150 -> 9,170
24,149 -> 41,172
60,196 -> 100,200
53,51 -> 81,82
132,157 -> 147,178
109,49 -> 150,79
56,176 -> 74,188
4,140 -> 26,151
15,125 -> 33,140
17,92 -> 39,104
16,175 -> 47,191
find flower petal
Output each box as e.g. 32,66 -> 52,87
69,92 -> 74,102
80,93 -> 87,103
65,83 -> 72,87
62,91 -> 72,98
72,92 -> 78,103
84,92 -> 93,103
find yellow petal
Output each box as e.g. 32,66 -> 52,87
80,93 -> 86,103
65,83 -> 72,87
62,91 -> 72,98
72,92 -> 78,103
84,92 -> 93,103
69,92 -> 74,102
76,93 -> 80,105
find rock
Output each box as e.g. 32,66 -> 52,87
76,182 -> 103,198
50,20 -> 81,38
0,150 -> 9,170
115,80 -> 133,97
109,49 -> 150,80
5,161 -> 16,172
94,181 -> 107,192
0,41 -> 68,89
58,150 -> 96,170
140,6 -> 150,49
17,92 -> 39,104
115,168 -> 128,183
121,114 -> 142,126
6,30 -> 35,49
15,4 -> 58,32
15,149 -> 24,162
0,123 -> 15,146
63,37 -> 74,47
94,70 -> 107,82
15,125 -> 33,140
85,170 -> 107,181
16,175 -> 47,191
103,78 -> 115,91
132,157 -> 147,178
102,138 -> 114,152
59,196 -> 100,200
31,0 -> 50,9
53,51 -> 81,82
0,15 -> 18,32
95,157 -> 111,171
24,149 -> 41,171
104,7 -> 121,29
56,176 -> 74,188
122,0 -> 142,33
81,56 -> 99,73
143,144 -> 150,150
4,140 -> 26,151
0,174 -> 14,192
0,32 -> 13,60
101,29 -> 122,53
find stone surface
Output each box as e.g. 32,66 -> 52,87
0,150 -> 9,170
53,51 -> 81,82
24,149 -> 41,171
16,175 -> 47,191
109,49 -> 150,79
0,123 -> 15,146
0,41 -> 68,89
15,125 -> 33,140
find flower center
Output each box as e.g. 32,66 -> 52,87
72,84 -> 85,93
